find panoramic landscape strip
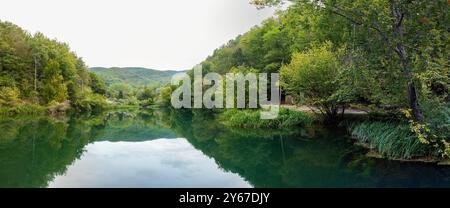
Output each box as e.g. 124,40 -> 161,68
0,0 -> 449,195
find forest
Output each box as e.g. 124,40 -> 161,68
0,21 -> 108,114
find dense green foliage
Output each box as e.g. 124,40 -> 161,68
280,42 -> 345,118
220,108 -> 312,128
89,72 -> 107,95
72,93 -> 107,113
89,67 -> 186,107
200,1 -> 448,117
0,21 -> 106,113
0,103 -> 45,116
90,67 -> 183,88
179,0 -> 449,159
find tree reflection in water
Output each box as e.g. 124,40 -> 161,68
0,109 -> 449,188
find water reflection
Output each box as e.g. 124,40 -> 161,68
49,140 -> 251,188
0,109 -> 449,188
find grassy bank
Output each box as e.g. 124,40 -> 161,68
347,121 -> 430,160
220,108 -> 313,128
0,95 -> 108,116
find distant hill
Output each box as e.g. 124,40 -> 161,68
90,67 -> 186,87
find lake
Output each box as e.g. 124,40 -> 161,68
0,109 -> 449,188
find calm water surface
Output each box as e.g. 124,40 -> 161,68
0,109 -> 449,188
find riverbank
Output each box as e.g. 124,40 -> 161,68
217,105 -> 449,165
2,102 -> 447,165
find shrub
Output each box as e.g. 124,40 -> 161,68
156,85 -> 173,106
73,94 -> 107,113
0,86 -> 20,104
221,108 -> 312,128
0,104 -> 45,116
404,102 -> 450,158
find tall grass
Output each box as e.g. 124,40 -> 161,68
221,108 -> 312,128
348,121 -> 428,159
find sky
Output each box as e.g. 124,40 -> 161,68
0,0 -> 276,70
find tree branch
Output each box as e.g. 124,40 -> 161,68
326,5 -> 391,44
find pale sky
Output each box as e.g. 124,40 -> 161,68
0,0 -> 276,70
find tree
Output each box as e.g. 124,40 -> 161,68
157,85 -> 173,106
89,72 -> 107,95
110,83 -> 133,99
280,42 -> 343,119
40,59 -> 68,103
137,86 -> 155,101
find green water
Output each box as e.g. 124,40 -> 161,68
0,109 -> 449,188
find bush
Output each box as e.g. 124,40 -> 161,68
422,102 -> 450,140
0,86 -> 20,105
156,85 -> 173,106
348,121 -> 429,159
221,108 -> 312,128
0,104 -> 45,116
280,42 -> 344,119
405,102 -> 450,158
73,94 -> 107,113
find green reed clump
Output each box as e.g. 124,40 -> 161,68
348,121 -> 429,159
221,108 -> 312,128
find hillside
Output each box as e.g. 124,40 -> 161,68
90,67 -> 185,87
0,21 -> 104,110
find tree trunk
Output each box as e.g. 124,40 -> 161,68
397,44 -> 424,123
407,81 -> 424,122
390,1 -> 424,123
